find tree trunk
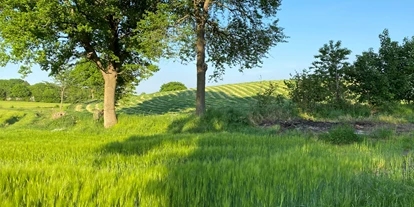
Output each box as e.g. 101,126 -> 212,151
91,89 -> 95,100
336,73 -> 340,104
195,21 -> 207,116
102,65 -> 118,128
60,86 -> 65,111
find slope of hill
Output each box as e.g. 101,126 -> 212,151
75,80 -> 288,115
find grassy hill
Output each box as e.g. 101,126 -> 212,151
75,80 -> 288,114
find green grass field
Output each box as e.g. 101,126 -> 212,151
1,80 -> 414,206
0,101 -> 69,109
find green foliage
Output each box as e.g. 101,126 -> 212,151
170,0 -> 287,79
0,88 -> 6,100
70,60 -> 104,100
346,29 -> 414,106
10,84 -> 31,100
0,77 -> 102,104
30,82 -> 60,103
345,49 -> 393,106
249,82 -> 297,125
319,125 -> 362,145
310,102 -> 371,120
285,70 -> 326,110
311,40 -> 352,105
370,128 -> 395,140
286,41 -> 351,110
168,108 -> 249,133
0,79 -> 30,99
0,0 -> 173,126
0,0 -> 169,76
159,81 -> 187,92
48,114 -> 77,129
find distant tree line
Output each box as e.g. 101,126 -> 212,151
0,61 -> 105,103
0,78 -> 102,103
286,29 -> 414,111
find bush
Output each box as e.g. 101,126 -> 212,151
48,114 -> 76,129
285,70 -> 327,111
168,108 -> 249,133
160,82 -> 187,92
311,102 -> 371,119
370,128 -> 395,140
319,125 -> 362,145
249,82 -> 297,125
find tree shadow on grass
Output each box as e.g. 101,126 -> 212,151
97,126 -> 414,206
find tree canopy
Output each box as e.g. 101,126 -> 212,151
0,0 -> 171,127
160,81 -> 187,92
346,29 -> 414,105
169,0 -> 287,115
286,40 -> 351,109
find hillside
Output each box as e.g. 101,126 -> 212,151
75,80 -> 288,115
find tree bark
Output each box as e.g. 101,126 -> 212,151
336,72 -> 340,104
195,20 -> 207,116
102,64 -> 118,128
91,89 -> 95,100
60,86 -> 65,111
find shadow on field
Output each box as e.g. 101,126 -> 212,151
97,127 -> 414,206
118,90 -> 254,115
98,130 -> 302,206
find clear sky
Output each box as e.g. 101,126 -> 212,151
1,0 -> 413,93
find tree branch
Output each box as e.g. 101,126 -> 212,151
203,0 -> 211,12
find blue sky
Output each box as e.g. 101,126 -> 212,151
1,0 -> 414,93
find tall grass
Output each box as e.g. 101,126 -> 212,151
0,110 -> 413,206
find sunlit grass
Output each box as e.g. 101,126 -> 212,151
0,112 -> 413,206
0,101 -> 69,109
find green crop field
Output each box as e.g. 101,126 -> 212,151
75,80 -> 288,114
1,80 -> 414,206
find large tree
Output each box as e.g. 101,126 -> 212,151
170,0 -> 287,116
345,49 -> 394,106
311,40 -> 351,105
346,29 -> 414,105
0,0 -> 170,127
286,41 -> 351,110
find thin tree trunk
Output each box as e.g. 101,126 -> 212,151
60,86 -> 65,111
102,64 -> 118,128
336,73 -> 340,104
335,66 -> 340,104
91,89 -> 95,100
195,21 -> 207,116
